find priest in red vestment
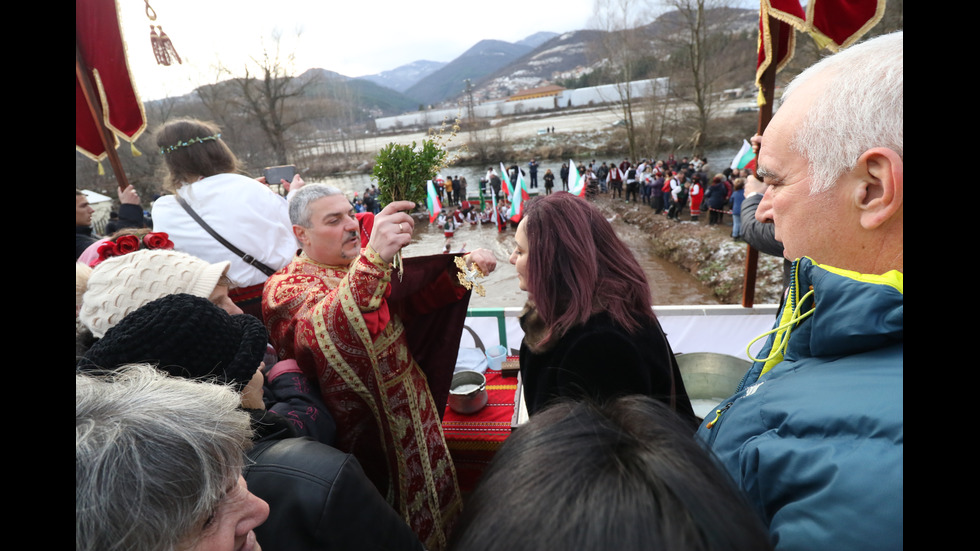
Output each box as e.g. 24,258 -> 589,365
263,184 -> 496,550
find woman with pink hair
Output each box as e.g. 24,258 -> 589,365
508,192 -> 697,423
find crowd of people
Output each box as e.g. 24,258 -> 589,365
565,155 -> 753,237
432,174 -> 468,207
77,31 -> 902,551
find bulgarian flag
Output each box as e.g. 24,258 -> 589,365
509,167 -> 530,222
499,162 -> 512,198
567,160 -> 586,197
426,180 -> 442,223
731,140 -> 756,170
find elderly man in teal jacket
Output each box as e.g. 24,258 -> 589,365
697,32 -> 903,551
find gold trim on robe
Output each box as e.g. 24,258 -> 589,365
263,248 -> 461,550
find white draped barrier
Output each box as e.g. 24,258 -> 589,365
461,304 -> 780,362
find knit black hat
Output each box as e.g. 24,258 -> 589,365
78,293 -> 267,391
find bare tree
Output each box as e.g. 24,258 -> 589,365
195,68 -> 243,132
590,0 -> 657,161
639,87 -> 681,159
144,94 -> 181,125
656,0 -> 754,153
224,33 -> 321,166
327,76 -> 361,161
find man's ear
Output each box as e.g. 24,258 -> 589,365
292,225 -> 308,247
853,147 -> 903,230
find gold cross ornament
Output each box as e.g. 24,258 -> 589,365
454,256 -> 486,297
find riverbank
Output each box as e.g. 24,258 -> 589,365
589,194 -> 785,305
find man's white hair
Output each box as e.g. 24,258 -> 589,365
783,31 -> 903,194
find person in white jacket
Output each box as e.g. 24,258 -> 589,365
151,118 -> 305,317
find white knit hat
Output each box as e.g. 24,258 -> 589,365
79,249 -> 231,338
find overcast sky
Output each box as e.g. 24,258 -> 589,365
116,0 -> 604,101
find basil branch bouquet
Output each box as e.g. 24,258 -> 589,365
372,138 -> 449,277
372,112 -> 463,277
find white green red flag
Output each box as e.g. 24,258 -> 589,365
568,160 -> 586,197
426,180 -> 442,223
508,167 -> 530,222
731,140 -> 756,170
498,162 -> 512,198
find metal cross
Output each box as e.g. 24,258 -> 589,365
454,256 -> 486,297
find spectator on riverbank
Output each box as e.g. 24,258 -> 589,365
508,164 -> 523,189
596,162 -> 609,188
730,178 -> 745,240
488,168 -> 502,199
705,175 -> 728,225
650,170 -> 665,213
560,163 -> 569,191
452,175 -> 462,206
543,169 -> 555,195
688,176 -> 703,221
667,173 -> 686,220
607,163 -> 622,198
625,166 -> 640,203
443,177 -> 454,206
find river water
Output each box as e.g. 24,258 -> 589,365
312,166 -> 723,308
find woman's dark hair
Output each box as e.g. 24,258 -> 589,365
521,192 -> 654,346
448,396 -> 773,551
155,118 -> 241,192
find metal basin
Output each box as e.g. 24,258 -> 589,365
448,370 -> 489,415
676,352 -> 751,402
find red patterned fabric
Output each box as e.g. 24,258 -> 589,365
262,248 -> 469,550
355,212 -> 374,248
229,282 -> 265,319
757,0 -> 885,97
76,0 -> 146,160
809,0 -> 885,48
757,0 -> 807,89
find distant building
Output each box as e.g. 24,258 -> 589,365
373,77 -> 669,132
506,84 -> 565,102
720,87 -> 746,100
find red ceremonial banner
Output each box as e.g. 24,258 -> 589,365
76,0 -> 147,161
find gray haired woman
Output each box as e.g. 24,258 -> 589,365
76,365 -> 269,551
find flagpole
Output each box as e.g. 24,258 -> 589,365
741,8 -> 780,308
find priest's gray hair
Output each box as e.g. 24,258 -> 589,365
785,31 -> 903,195
288,183 -> 347,228
76,364 -> 252,551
